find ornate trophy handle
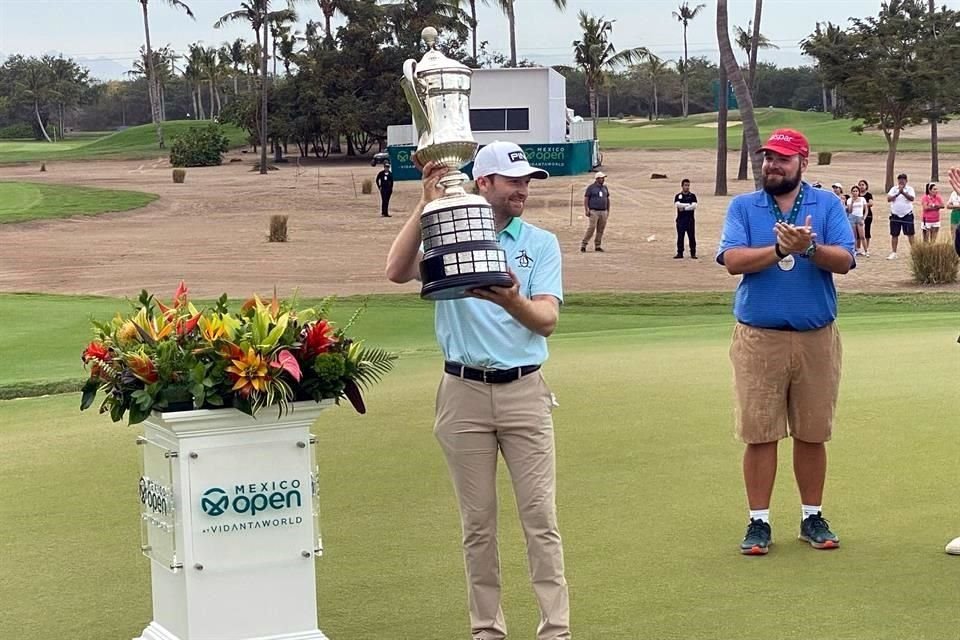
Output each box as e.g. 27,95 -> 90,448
401,59 -> 431,143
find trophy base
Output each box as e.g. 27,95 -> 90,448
421,272 -> 514,301
413,141 -> 478,173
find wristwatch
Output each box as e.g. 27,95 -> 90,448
774,243 -> 789,259
802,240 -> 818,259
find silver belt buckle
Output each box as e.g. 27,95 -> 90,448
482,369 -> 493,384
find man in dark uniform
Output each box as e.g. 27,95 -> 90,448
376,161 -> 394,217
674,178 -> 698,259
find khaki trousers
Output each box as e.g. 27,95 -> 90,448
581,209 -> 609,248
435,371 -> 570,640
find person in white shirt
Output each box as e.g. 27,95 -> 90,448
885,172 -> 916,260
846,185 -> 869,256
946,182 -> 960,237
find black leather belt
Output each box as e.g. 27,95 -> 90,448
444,361 -> 541,384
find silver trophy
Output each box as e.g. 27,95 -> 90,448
402,27 -> 513,300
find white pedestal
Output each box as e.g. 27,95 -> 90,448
134,400 -> 335,640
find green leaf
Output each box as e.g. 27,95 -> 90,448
80,379 -> 99,411
129,404 -> 150,425
351,347 -> 398,389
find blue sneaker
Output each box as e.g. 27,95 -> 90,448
799,512 -> 839,549
740,518 -> 772,555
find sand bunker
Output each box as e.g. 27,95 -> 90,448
694,121 -> 743,129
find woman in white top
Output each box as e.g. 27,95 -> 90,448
846,185 -> 869,256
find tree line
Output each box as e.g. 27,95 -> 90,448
1,0 -> 957,189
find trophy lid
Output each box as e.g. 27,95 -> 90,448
414,27 -> 471,75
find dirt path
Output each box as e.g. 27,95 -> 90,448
1,149 -> 958,299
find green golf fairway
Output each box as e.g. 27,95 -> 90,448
0,120 -> 247,165
0,181 -> 157,224
1,292 -> 958,639
598,108 -> 960,153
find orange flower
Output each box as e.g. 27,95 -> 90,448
128,352 -> 159,384
226,347 -> 271,397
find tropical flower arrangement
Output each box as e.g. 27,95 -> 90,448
80,282 -> 397,425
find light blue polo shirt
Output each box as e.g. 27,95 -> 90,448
435,216 -> 563,368
716,182 -> 855,331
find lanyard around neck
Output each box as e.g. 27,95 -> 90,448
767,187 -> 804,226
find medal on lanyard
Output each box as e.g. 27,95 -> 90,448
770,188 -> 803,271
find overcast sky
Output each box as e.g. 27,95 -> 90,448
0,0 -> 944,80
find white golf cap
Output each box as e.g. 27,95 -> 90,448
832,182 -> 843,188
471,141 -> 549,180
595,172 -> 607,178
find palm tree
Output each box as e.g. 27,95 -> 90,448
735,3 -> 777,180
184,44 -> 207,119
16,59 -> 54,142
672,2 -> 705,117
734,23 -> 778,61
215,1 -> 296,174
316,0 -> 349,41
572,11 -> 652,144
715,56 -> 728,196
201,46 -> 222,118
379,0 -> 471,49
269,9 -> 298,76
129,46 -> 175,121
459,0 -> 490,61
496,0 -> 566,67
137,0 -> 194,149
800,21 -> 844,115
717,0 -> 762,189
277,30 -> 301,75
228,38 -> 246,95
640,57 -> 671,121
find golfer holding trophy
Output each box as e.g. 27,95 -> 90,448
386,27 -> 570,640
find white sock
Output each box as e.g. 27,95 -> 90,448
802,504 -> 822,520
749,509 -> 770,524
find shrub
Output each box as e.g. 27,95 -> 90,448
817,151 -> 832,165
0,123 -> 35,139
269,215 -> 288,242
910,242 -> 959,285
172,169 -> 186,184
361,178 -> 373,194
169,123 -> 230,167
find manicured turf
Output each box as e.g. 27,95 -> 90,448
598,108 -> 960,153
1,292 -> 959,639
0,120 -> 247,165
0,181 -> 158,224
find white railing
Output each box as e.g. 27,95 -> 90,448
569,120 -> 594,142
387,124 -> 416,147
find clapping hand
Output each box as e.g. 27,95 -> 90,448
775,215 -> 817,254
949,166 -> 960,194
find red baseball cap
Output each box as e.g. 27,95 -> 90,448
757,128 -> 809,158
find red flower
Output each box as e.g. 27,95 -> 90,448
301,320 -> 337,359
82,341 -> 110,364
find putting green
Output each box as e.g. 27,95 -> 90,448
1,293 -> 958,639
0,181 -> 158,224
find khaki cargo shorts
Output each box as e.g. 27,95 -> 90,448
729,322 -> 842,444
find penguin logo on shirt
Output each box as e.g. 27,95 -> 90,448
515,250 -> 534,268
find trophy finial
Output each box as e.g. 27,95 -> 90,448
422,26 -> 438,48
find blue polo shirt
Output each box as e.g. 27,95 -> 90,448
435,216 -> 563,368
716,182 -> 855,331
